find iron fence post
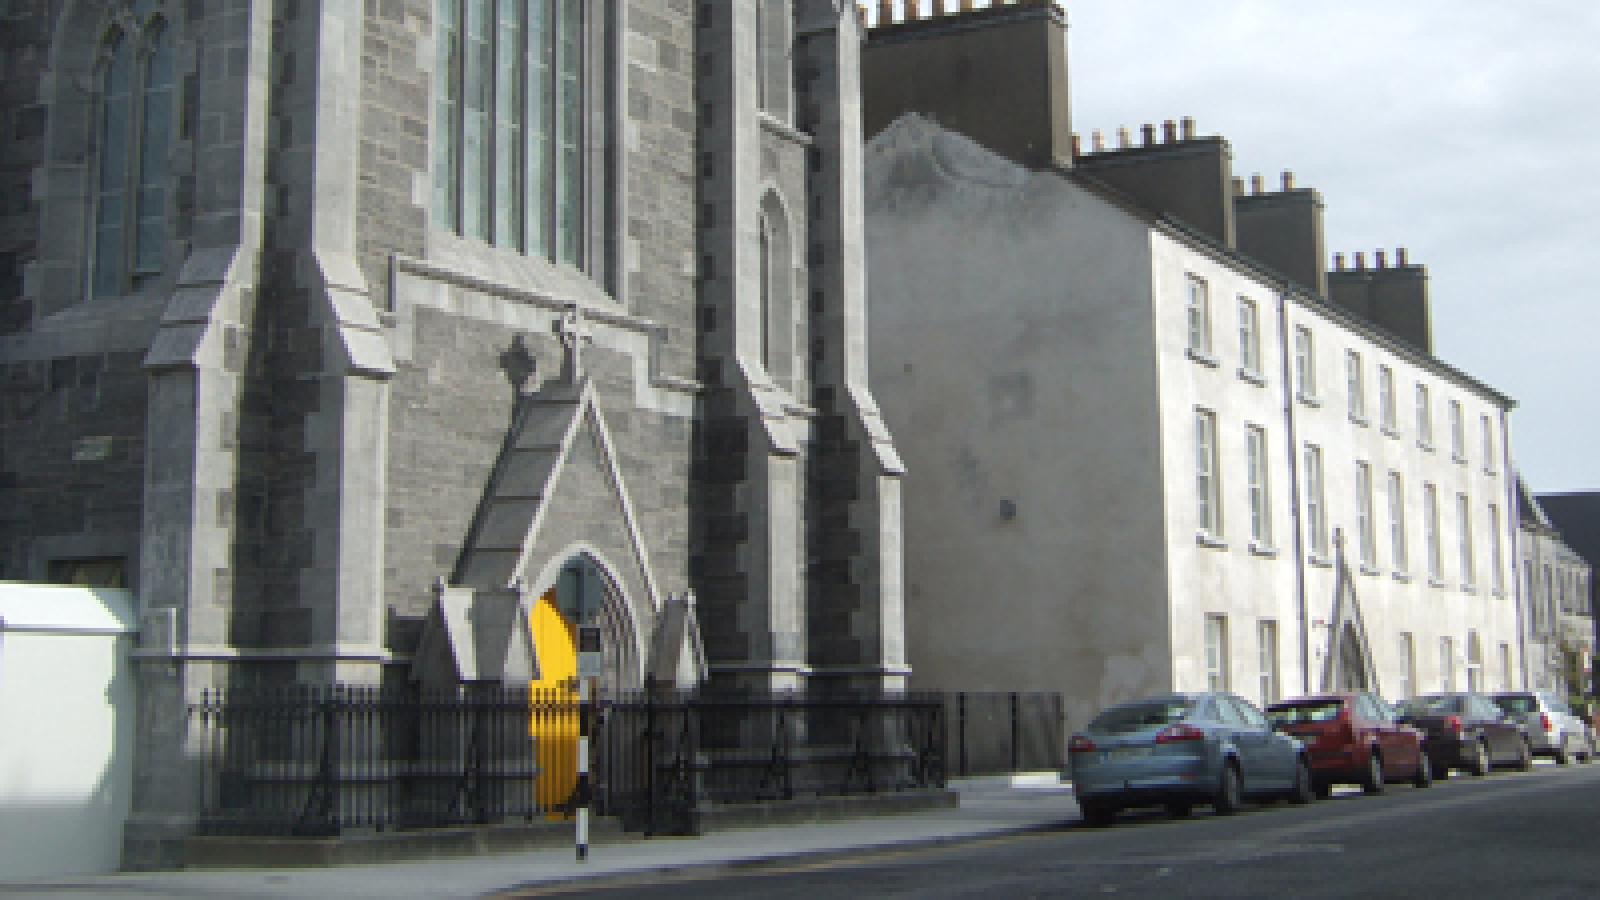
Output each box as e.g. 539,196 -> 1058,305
1010,691 -> 1020,773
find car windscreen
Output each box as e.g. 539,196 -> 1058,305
1492,695 -> 1537,715
1266,700 -> 1342,725
1088,699 -> 1194,734
1399,695 -> 1463,717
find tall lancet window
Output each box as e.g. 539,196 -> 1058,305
759,217 -> 772,368
91,6 -> 175,299
434,0 -> 615,283
756,198 -> 792,388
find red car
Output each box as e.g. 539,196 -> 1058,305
1265,692 -> 1432,797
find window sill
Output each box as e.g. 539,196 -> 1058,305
1381,425 -> 1402,439
1237,367 -> 1266,387
1483,466 -> 1498,477
1461,584 -> 1478,595
1248,541 -> 1279,559
1417,440 -> 1436,453
1392,571 -> 1413,583
1349,413 -> 1370,428
1428,578 -> 1449,589
1308,554 -> 1334,568
1453,454 -> 1468,466
1196,532 -> 1229,550
1359,564 -> 1381,577
1297,391 -> 1322,408
758,111 -> 813,146
1186,348 -> 1220,368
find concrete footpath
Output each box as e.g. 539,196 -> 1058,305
0,777 -> 1080,899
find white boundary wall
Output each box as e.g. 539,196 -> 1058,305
0,583 -> 137,879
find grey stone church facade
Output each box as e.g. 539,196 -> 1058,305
1,0 -> 905,863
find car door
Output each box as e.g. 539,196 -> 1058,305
1223,694 -> 1289,790
1360,693 -> 1411,775
1473,694 -> 1519,759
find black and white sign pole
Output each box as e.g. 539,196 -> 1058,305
575,624 -> 602,862
575,674 -> 591,862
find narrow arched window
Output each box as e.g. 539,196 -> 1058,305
756,199 -> 793,389
759,216 -> 772,369
89,7 -> 175,299
91,36 -> 135,298
135,26 -> 175,274
434,0 -> 615,283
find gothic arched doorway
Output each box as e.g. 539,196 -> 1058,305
527,552 -> 640,817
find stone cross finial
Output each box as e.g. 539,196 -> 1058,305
555,304 -> 593,382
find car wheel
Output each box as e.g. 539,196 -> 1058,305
1165,800 -> 1193,818
1288,758 -> 1316,805
1467,740 -> 1490,776
1430,751 -> 1450,780
1555,737 -> 1571,766
1313,780 -> 1333,799
1412,750 -> 1433,788
1079,799 -> 1116,827
1516,738 -> 1533,772
1213,762 -> 1242,816
1360,751 -> 1385,795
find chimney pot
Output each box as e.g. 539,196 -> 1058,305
1091,129 -> 1105,152
961,0 -> 977,10
1281,170 -> 1295,191
879,0 -> 895,26
1162,119 -> 1177,143
1334,253 -> 1345,271
1376,249 -> 1387,269
1231,176 -> 1245,196
1117,126 -> 1131,149
1181,116 -> 1196,140
1250,174 -> 1264,195
1354,251 -> 1366,270
1396,247 -> 1409,267
1140,123 -> 1156,146
1070,133 -> 1081,158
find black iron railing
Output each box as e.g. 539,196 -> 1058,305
190,683 -> 963,837
599,687 -> 947,835
944,691 -> 1064,776
191,684 -> 566,836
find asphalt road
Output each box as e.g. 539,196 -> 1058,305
508,761 -> 1600,898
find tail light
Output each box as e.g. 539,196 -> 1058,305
1446,715 -> 1464,737
1540,713 -> 1552,733
1155,724 -> 1207,744
1068,735 -> 1097,753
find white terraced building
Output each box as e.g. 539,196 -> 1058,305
857,1 -> 1524,732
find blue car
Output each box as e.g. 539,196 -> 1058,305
1066,691 -> 1315,825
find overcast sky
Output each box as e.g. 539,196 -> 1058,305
876,1 -> 1600,494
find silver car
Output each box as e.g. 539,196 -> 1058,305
1065,692 -> 1315,825
1491,691 -> 1592,764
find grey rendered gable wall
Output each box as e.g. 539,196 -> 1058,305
864,116 -> 1171,723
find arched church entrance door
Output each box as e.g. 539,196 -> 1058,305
528,555 -> 636,817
